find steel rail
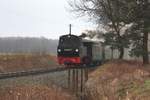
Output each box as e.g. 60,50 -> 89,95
0,66 -> 95,80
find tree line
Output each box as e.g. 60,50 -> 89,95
0,37 -> 58,55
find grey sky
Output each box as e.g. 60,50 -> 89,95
0,0 -> 95,39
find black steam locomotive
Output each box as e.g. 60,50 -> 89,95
57,34 -> 103,66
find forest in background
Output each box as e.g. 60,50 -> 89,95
0,37 -> 58,55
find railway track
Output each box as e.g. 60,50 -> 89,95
0,66 -> 92,79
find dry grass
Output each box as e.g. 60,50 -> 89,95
0,54 -> 58,73
0,85 -> 77,100
85,60 -> 150,100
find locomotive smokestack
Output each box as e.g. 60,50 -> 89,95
69,24 -> 71,35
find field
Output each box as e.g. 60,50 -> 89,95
1,54 -> 150,100
0,54 -> 58,73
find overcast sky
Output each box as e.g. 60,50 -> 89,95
0,0 -> 95,39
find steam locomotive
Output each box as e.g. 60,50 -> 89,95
57,34 -> 103,66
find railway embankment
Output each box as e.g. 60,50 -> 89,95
85,60 -> 150,100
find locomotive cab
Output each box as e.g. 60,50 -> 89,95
81,39 -> 102,66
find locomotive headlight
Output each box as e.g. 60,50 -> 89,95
58,49 -> 61,52
75,49 -> 79,52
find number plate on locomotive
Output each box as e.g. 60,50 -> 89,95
64,49 -> 72,51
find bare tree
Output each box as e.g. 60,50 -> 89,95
69,0 -> 130,59
69,0 -> 150,64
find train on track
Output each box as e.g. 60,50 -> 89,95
57,34 -> 104,66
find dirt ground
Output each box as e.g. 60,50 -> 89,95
0,54 -> 58,73
85,60 -> 150,100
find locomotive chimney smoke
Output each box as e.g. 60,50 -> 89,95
69,24 -> 71,35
